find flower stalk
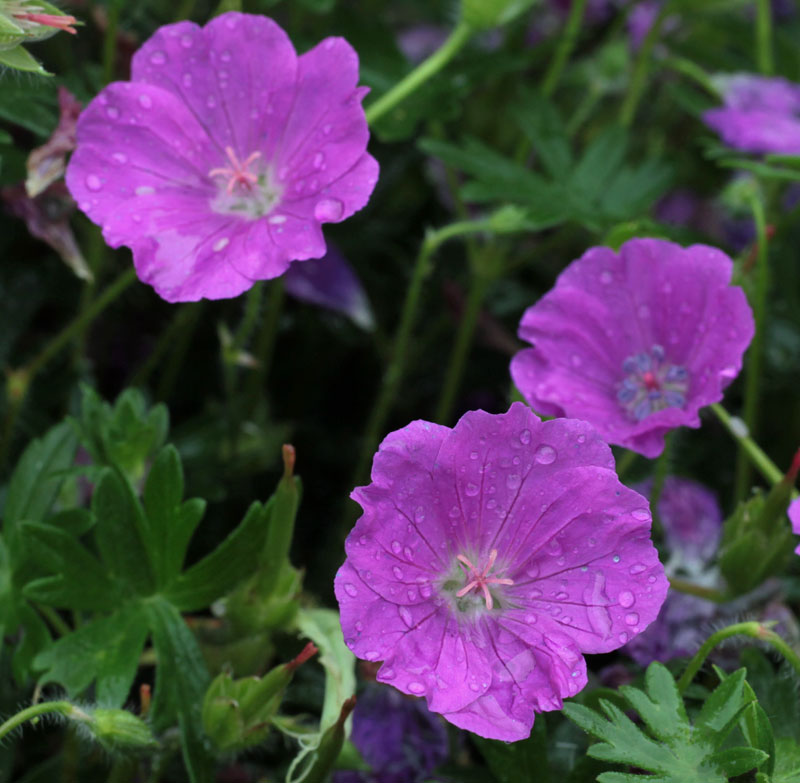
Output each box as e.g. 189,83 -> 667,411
542,0 -> 588,97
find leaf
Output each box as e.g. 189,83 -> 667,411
91,468 -> 155,596
146,598 -> 213,783
512,91 -> 572,179
0,79 -> 57,136
294,607 -> 356,733
163,499 -> 273,611
3,420 -> 77,547
0,44 -> 51,75
772,738 -> 800,783
741,701 -> 775,776
563,662 -> 760,783
142,445 -> 206,588
473,716 -> 549,783
33,603 -> 149,706
21,522 -> 122,611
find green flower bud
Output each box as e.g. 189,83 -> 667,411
202,642 -> 317,752
68,705 -> 157,752
301,697 -> 357,783
460,0 -> 537,31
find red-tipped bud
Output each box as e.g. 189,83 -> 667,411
282,443 -> 296,478
139,684 -> 151,718
286,642 -> 318,672
785,447 -> 800,486
13,12 -> 78,33
338,695 -> 357,724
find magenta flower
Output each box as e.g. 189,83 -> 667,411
66,12 -> 378,302
790,498 -> 800,555
510,238 -> 754,458
335,403 -> 667,741
703,73 -> 800,156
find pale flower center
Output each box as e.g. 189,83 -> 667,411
208,146 -> 282,221
455,549 -> 514,610
617,344 -> 689,421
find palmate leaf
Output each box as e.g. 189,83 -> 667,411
563,663 -> 766,783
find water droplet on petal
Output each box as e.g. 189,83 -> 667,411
313,152 -> 325,169
182,73 -> 193,87
364,650 -> 380,661
392,566 -> 404,580
398,606 -> 413,627
600,270 -> 613,284
220,49 -> 231,62
206,95 -> 216,108
408,681 -> 425,694
618,591 -> 635,608
519,429 -> 531,445
213,237 -> 229,252
391,540 -> 402,554
629,563 -> 647,575
625,612 -> 639,626
135,185 -> 155,196
534,444 -> 557,464
85,175 -> 102,192
465,483 -> 479,497
612,555 -> 620,563
631,508 -> 651,521
105,106 -> 119,119
149,50 -> 167,65
506,473 -> 521,490
343,583 -> 357,597
618,632 -> 628,643
322,123 -> 333,135
111,152 -> 127,164
470,451 -> 479,460
380,667 -> 395,680
314,197 -> 344,222
180,34 -> 193,48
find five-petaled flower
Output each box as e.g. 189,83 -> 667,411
510,238 -> 755,458
335,403 -> 668,741
66,12 -> 378,302
703,73 -> 800,156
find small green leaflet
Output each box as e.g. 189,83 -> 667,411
563,662 -> 766,783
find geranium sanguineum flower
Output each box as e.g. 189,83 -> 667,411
703,73 -> 800,156
335,403 -> 668,741
66,12 -> 378,302
510,238 -> 754,458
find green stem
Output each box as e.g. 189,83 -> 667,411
0,268 -> 136,469
649,432 -> 672,533
434,265 -> 493,425
232,282 -> 264,355
0,701 -> 75,742
542,0 -> 588,97
102,0 -> 123,84
155,303 -> 203,402
130,305 -> 197,388
755,0 -> 774,76
677,622 -> 800,693
735,193 -> 770,502
663,56 -> 720,98
566,84 -> 602,136
668,576 -> 727,603
364,22 -> 473,125
348,219 -> 494,504
711,403 -> 782,486
35,604 -> 71,637
615,449 -> 638,478
619,1 -> 672,128
245,277 -> 285,409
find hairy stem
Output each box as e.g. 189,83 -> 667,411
735,193 -> 770,502
0,701 -> 75,742
365,22 -> 473,125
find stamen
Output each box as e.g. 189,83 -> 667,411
455,548 -> 514,610
617,344 -> 689,422
209,146 -> 262,194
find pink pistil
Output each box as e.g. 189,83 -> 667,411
209,146 -> 262,194
13,12 -> 78,34
456,549 -> 514,610
642,371 -> 659,391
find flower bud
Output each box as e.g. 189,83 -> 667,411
460,0 -> 537,31
202,643 -> 317,752
68,705 -> 157,752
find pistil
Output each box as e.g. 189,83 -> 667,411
209,147 -> 262,194
456,549 -> 514,610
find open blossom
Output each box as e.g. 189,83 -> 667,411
510,238 -> 754,458
703,73 -> 800,155
790,498 -> 800,554
66,12 -> 378,302
335,403 -> 667,741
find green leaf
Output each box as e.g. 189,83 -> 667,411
570,127 -> 628,202
3,420 -> 77,548
473,715 -> 549,783
33,603 -> 149,706
142,445 -> 206,588
563,662 -> 760,783
11,601 -> 51,685
772,738 -> 800,783
741,701 -> 775,776
163,499 -> 273,611
0,79 -> 57,136
21,522 -> 121,610
295,608 -> 356,733
0,44 -> 51,75
91,468 -> 154,596
146,598 -> 213,783
512,91 -> 572,179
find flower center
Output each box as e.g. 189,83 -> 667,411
455,549 -> 514,610
208,146 -> 282,221
617,344 -> 689,421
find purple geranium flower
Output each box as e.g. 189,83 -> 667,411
790,498 -> 800,554
66,12 -> 378,302
703,73 -> 800,156
333,683 -> 448,783
335,403 -> 668,741
510,238 -> 755,458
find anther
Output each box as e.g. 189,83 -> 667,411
455,548 -> 514,610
